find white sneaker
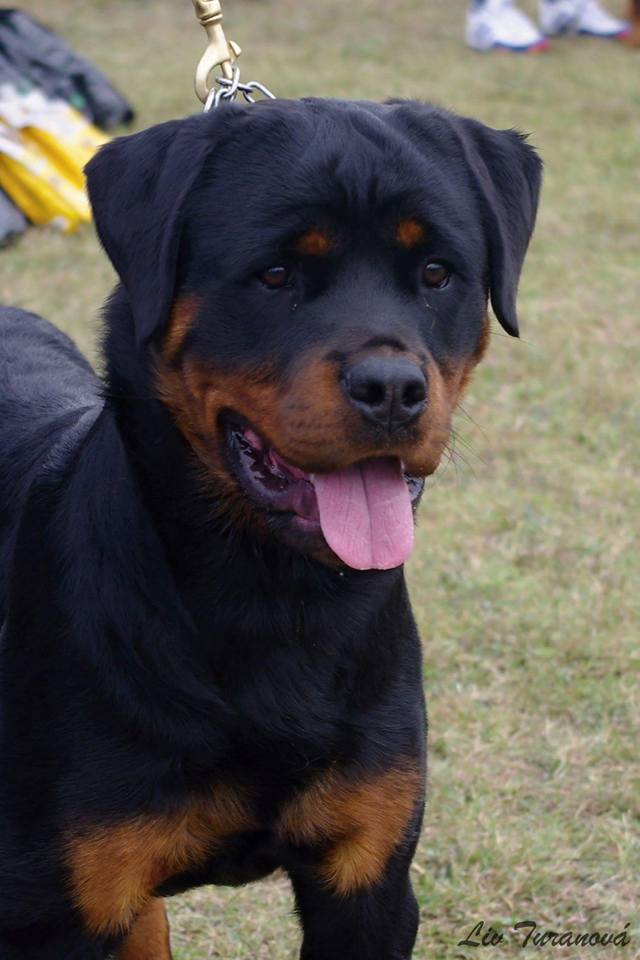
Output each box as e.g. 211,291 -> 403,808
466,0 -> 549,51
539,0 -> 630,37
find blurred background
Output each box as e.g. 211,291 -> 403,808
2,1 -> 639,957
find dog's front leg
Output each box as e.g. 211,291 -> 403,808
280,753 -> 424,959
113,899 -> 172,960
290,849 -> 420,960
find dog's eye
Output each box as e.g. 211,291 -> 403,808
260,266 -> 291,290
422,262 -> 450,289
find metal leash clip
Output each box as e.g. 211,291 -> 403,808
192,0 -> 276,112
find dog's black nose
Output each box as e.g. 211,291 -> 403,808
343,357 -> 427,430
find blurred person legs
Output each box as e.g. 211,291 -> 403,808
466,0 -> 549,50
466,0 -> 629,49
539,0 -> 630,37
625,0 -> 640,43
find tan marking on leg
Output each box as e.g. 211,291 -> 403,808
115,899 -> 172,960
67,785 -> 253,936
278,762 -> 423,896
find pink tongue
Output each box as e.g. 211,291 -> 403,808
312,458 -> 415,571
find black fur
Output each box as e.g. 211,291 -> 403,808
0,99 -> 541,959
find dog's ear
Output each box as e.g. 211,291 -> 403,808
390,103 -> 542,337
86,112 -> 231,347
453,116 -> 542,337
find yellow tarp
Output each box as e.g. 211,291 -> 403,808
0,85 -> 107,232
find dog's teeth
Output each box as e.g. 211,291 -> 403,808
310,474 -> 316,485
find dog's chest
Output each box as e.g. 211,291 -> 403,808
67,757 -> 421,938
66,604 -> 414,936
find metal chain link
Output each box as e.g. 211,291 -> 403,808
193,0 -> 277,112
203,65 -> 276,112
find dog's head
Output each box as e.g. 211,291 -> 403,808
87,99 -> 541,571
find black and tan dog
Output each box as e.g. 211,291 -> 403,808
0,98 -> 541,959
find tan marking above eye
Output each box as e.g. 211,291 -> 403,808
396,219 -> 426,249
278,761 -> 423,896
295,229 -> 334,257
67,785 -> 253,936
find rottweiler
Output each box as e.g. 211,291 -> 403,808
0,98 -> 541,959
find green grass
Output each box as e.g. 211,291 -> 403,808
5,1 -> 640,956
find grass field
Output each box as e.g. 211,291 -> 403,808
3,1 -> 640,957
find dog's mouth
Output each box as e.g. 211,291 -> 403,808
225,416 -> 425,570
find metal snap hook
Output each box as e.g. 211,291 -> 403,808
193,0 -> 277,111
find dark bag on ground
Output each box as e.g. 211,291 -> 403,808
0,185 -> 26,245
0,9 -> 134,130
